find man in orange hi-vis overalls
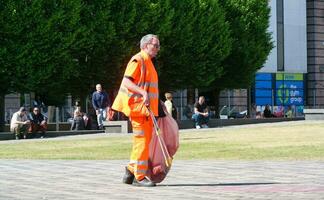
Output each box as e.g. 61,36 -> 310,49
112,34 -> 160,187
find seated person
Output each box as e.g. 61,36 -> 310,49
256,111 -> 262,119
263,104 -> 273,118
83,113 -> 92,130
10,107 -> 30,139
28,107 -> 48,138
191,96 -> 209,129
71,108 -> 85,131
285,106 -> 293,118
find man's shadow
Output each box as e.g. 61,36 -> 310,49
159,182 -> 279,187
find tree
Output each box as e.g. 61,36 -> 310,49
0,0 -> 273,131
0,0 -> 91,105
68,0 -> 154,102
150,0 -> 232,91
214,0 -> 273,89
208,0 -> 273,114
0,0 -> 22,130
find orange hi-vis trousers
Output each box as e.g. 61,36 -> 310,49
127,116 -> 153,181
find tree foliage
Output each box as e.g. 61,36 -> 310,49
214,0 -> 273,89
1,0 -> 86,104
0,0 -> 272,106
150,0 -> 231,91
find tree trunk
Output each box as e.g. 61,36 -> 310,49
0,94 -> 5,132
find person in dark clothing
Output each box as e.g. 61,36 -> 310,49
28,107 -> 47,138
263,104 -> 273,118
191,96 -> 209,129
92,84 -> 111,129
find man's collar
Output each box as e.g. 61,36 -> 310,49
140,50 -> 150,60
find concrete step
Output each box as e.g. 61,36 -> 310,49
0,130 -> 104,141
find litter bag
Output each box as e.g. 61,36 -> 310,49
147,103 -> 179,183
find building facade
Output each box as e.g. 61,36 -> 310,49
307,0 -> 324,107
250,0 -> 323,117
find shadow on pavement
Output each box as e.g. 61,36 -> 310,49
159,182 -> 279,187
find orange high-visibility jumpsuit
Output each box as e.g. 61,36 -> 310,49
112,50 -> 159,181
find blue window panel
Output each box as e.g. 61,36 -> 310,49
256,97 -> 272,105
256,73 -> 272,81
255,89 -> 272,97
255,81 -> 272,89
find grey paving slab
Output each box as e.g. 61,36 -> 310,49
1,160 -> 324,200
1,121 -> 324,199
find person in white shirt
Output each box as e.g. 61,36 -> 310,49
164,92 -> 178,120
10,107 -> 30,139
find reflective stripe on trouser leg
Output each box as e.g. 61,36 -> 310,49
127,116 -> 153,181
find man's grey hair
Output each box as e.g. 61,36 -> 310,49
140,34 -> 158,49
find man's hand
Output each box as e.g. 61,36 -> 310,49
96,110 -> 99,115
24,120 -> 30,125
141,90 -> 149,106
122,77 -> 149,106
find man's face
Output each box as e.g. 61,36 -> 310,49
33,108 -> 39,115
96,85 -> 102,92
198,97 -> 205,105
145,37 -> 160,58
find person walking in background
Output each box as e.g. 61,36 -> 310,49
92,84 -> 111,130
164,92 -> 178,121
192,96 -> 209,129
112,34 -> 160,187
28,107 -> 47,138
10,107 -> 30,139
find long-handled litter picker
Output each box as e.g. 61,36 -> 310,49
148,109 -> 172,168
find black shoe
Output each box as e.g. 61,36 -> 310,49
132,177 -> 156,187
122,167 -> 134,184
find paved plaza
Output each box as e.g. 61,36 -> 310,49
1,159 -> 324,199
1,121 -> 324,199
